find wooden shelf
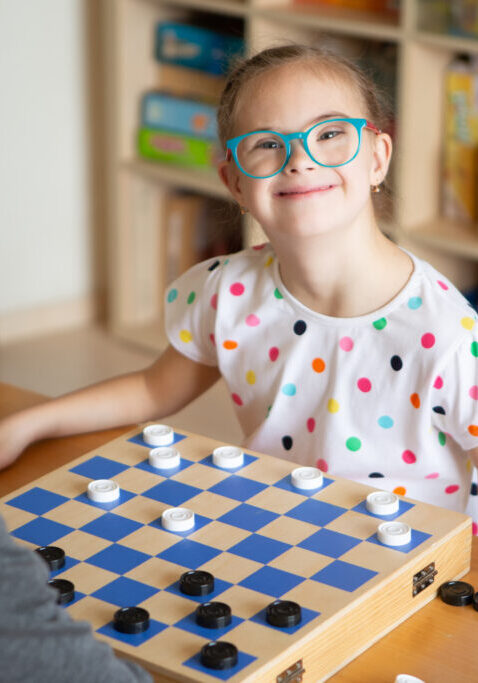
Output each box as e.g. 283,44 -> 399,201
255,4 -> 402,42
123,158 -> 231,200
414,30 -> 478,54
403,218 -> 478,261
153,0 -> 249,17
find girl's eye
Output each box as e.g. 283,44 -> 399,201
318,129 -> 342,141
255,138 -> 283,150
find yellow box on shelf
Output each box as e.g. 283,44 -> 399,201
444,55 -> 478,144
442,55 -> 478,224
442,138 -> 478,223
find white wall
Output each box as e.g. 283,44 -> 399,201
0,0 -> 91,321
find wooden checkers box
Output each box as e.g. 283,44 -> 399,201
0,426 -> 472,682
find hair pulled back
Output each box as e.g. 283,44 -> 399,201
218,43 -> 391,148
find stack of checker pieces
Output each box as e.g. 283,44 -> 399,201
0,425 -> 472,682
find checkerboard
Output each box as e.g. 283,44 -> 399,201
0,426 -> 472,682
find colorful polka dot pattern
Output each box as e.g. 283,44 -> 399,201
269,347 -> 279,362
312,358 -> 326,373
410,393 -> 420,408
230,282 -> 245,296
246,314 -> 260,326
408,296 -> 422,310
282,435 -> 293,450
339,336 -> 354,351
164,246 -> 478,534
357,378 -> 371,392
378,415 -> 394,429
346,437 -> 361,451
328,398 -> 340,413
179,329 -> 192,343
282,383 -> 297,396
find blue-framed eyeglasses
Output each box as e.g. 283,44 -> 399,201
225,118 -> 381,179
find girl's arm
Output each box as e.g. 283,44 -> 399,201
0,345 -> 220,470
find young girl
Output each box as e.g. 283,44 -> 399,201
1,44 -> 478,533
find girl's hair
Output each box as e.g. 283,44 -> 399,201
217,43 -> 394,218
217,43 -> 392,149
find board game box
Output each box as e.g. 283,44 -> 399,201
141,92 -> 218,141
138,128 -> 221,170
155,23 -> 244,76
0,425 -> 472,682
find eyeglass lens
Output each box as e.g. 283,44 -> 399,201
236,120 -> 360,178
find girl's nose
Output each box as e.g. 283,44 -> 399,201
284,140 -> 317,173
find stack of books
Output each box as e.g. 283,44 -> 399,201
162,193 -> 242,285
450,1 -> 478,38
418,0 -> 478,38
138,22 -> 244,170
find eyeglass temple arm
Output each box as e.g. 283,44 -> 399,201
365,121 -> 382,135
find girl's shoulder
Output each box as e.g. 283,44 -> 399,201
414,252 -> 477,319
405,251 -> 478,364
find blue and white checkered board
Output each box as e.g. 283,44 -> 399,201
0,426 -> 470,682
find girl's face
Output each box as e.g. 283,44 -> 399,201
218,62 -> 392,241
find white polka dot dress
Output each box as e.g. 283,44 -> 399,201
165,244 -> 478,533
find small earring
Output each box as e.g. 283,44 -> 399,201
240,206 -> 248,215
371,184 -> 381,194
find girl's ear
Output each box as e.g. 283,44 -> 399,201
370,132 -> 393,186
217,160 -> 245,205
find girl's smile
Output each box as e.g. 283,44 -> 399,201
274,183 -> 338,198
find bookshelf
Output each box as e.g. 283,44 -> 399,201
102,0 -> 478,352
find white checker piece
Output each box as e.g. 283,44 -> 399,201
161,507 -> 195,532
149,446 -> 180,470
377,521 -> 412,547
87,479 -> 120,503
366,491 -> 399,516
143,424 -> 174,447
291,466 -> 323,490
212,446 -> 244,469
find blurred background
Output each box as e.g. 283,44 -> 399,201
0,0 -> 119,391
1,0 -> 478,442
1,1 -> 97,339
0,0 -> 242,441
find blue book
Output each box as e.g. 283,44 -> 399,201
155,22 -> 243,75
141,92 -> 218,140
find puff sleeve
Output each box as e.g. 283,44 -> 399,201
164,256 -> 224,367
431,331 -> 478,451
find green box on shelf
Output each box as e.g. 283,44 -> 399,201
138,128 -> 221,168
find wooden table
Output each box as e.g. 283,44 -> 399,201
1,381 -> 477,683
